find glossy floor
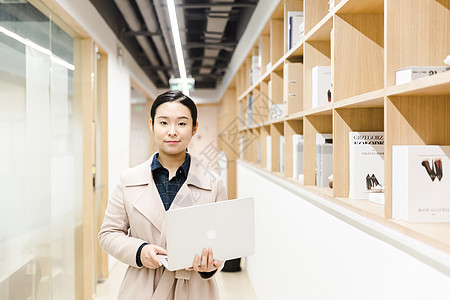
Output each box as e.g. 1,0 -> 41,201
95,262 -> 257,300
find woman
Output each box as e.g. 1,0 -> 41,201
99,90 -> 227,299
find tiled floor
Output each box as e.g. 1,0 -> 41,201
95,262 -> 257,300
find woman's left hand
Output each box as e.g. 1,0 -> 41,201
187,248 -> 222,272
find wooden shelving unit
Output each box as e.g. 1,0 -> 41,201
221,0 -> 450,255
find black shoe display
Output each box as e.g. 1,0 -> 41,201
366,174 -> 371,190
435,159 -> 443,181
421,160 -> 436,181
371,174 -> 380,186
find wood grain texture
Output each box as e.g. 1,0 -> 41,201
385,0 -> 450,86
334,14 -> 384,101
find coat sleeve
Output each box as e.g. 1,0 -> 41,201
98,169 -> 147,268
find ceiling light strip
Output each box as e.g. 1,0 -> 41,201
0,25 -> 75,71
167,0 -> 189,96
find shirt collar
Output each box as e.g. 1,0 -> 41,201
151,152 -> 191,176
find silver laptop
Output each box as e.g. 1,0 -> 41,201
161,197 -> 255,271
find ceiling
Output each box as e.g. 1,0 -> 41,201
89,0 -> 259,90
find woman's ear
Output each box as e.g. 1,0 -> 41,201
192,122 -> 198,136
149,119 -> 154,134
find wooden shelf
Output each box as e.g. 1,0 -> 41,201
334,88 -> 385,109
386,71 -> 450,96
303,103 -> 333,116
220,0 -> 450,261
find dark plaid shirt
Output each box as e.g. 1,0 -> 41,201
151,153 -> 190,211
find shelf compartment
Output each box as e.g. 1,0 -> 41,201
304,40 -> 332,110
284,0 -> 304,54
251,87 -> 265,126
285,119 -> 304,179
337,0 -> 384,14
385,0 -> 450,87
333,107 -> 384,198
270,122 -> 285,173
259,33 -> 271,76
333,13 -> 384,101
252,81 -> 270,125
260,125 -> 270,169
270,18 -> 284,65
384,95 -> 450,218
386,71 -> 450,96
303,114 -> 332,186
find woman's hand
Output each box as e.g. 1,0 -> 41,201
188,248 -> 222,273
140,244 -> 167,269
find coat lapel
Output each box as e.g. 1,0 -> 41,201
170,155 -> 212,209
129,154 -> 166,233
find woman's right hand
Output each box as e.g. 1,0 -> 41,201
140,244 -> 168,269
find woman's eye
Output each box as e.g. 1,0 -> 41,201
160,121 -> 167,125
179,122 -> 186,126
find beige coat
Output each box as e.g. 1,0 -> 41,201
99,153 -> 227,300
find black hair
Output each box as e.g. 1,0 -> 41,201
150,90 -> 198,127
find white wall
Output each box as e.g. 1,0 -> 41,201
237,161 -> 450,300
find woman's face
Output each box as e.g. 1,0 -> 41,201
150,101 -> 197,157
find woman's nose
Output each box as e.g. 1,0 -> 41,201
168,125 -> 177,136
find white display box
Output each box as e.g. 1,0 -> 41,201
312,66 -> 332,109
288,11 -> 304,50
316,134 -> 333,187
395,66 -> 449,85
348,132 -> 384,200
369,192 -> 385,205
266,136 -> 272,171
392,145 -> 450,222
292,134 -> 304,180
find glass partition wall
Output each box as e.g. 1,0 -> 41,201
0,1 -> 83,299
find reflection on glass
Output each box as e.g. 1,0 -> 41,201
0,1 -> 79,299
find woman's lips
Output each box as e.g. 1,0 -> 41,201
166,141 -> 180,144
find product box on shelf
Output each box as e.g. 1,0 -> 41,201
292,134 -> 304,180
312,66 -> 332,109
348,132 -> 384,200
316,134 -> 333,187
288,11 -> 304,50
395,66 -> 450,85
392,145 -> 450,222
